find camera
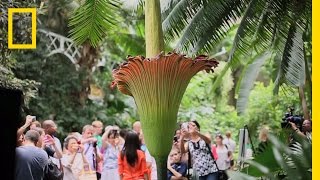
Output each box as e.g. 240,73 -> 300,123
93,141 -> 97,148
281,107 -> 303,130
181,122 -> 189,131
30,116 -> 36,122
173,136 -> 178,142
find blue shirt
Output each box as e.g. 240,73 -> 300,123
15,146 -> 49,180
167,162 -> 187,180
102,143 -> 122,170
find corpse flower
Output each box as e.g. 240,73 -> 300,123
112,52 -> 218,178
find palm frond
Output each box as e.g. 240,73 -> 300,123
242,142 -> 280,177
231,134 -> 312,179
282,25 -> 305,86
162,0 -> 249,54
162,0 -> 201,42
236,52 -> 270,115
274,24 -> 305,91
228,0 -> 272,68
68,0 -> 120,47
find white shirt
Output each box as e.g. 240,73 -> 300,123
145,148 -> 157,180
216,146 -> 230,170
223,138 -> 236,152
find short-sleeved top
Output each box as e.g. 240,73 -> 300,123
102,143 -> 122,170
223,138 -> 236,152
188,139 -> 218,176
61,153 -> 85,179
15,146 -> 49,180
216,145 -> 230,170
167,162 -> 187,180
118,150 -> 148,180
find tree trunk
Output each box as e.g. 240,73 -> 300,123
145,0 -> 164,57
78,42 -> 98,106
228,67 -> 242,107
304,50 -> 312,110
298,86 -> 310,120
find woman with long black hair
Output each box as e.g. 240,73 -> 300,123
118,131 -> 149,180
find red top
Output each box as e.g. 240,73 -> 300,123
211,145 -> 219,160
118,150 -> 148,180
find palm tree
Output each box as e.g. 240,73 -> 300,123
162,0 -> 312,115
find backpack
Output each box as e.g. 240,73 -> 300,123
44,159 -> 64,180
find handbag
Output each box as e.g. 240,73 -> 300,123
44,159 -> 64,180
78,164 -> 97,180
78,151 -> 97,180
205,144 -> 228,180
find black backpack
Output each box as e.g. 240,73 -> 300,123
44,159 -> 64,180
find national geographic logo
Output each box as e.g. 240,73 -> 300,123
7,8 -> 37,49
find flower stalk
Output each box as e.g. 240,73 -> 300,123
112,52 -> 218,179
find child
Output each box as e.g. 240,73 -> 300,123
167,148 -> 188,180
118,131 -> 148,180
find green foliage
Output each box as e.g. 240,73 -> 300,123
236,52 -> 272,114
180,69 -> 300,150
179,62 -> 244,139
0,0 -> 41,102
244,82 -> 300,145
162,0 -> 248,55
101,8 -> 146,60
163,0 -> 312,114
12,37 -> 135,138
228,134 -> 312,179
68,0 -> 120,47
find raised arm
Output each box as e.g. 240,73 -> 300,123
180,131 -> 189,154
17,115 -> 33,139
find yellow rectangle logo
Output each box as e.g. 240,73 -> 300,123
8,8 -> 37,49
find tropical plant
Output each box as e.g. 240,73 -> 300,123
112,53 -> 219,178
68,0 -> 120,47
8,0 -> 137,138
162,0 -> 312,115
227,134 -> 311,180
0,0 -> 41,105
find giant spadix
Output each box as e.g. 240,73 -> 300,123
112,52 -> 218,178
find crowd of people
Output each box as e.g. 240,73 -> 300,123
15,114 -> 312,180
16,116 -> 154,180
15,116 -> 240,180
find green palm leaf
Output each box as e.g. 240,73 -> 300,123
236,52 -> 271,115
68,0 -> 120,47
233,134 -> 312,179
162,0 -> 249,54
274,24 -> 305,89
228,0 -> 272,68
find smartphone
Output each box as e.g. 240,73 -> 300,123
31,116 -> 36,122
181,122 -> 189,130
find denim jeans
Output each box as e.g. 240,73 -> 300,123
199,172 -> 219,180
